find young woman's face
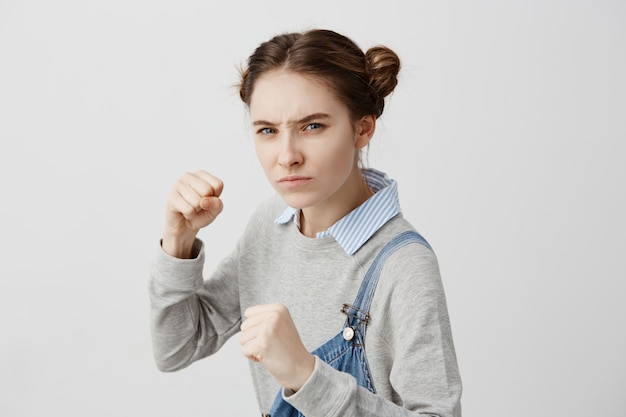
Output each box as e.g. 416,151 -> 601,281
249,70 -> 372,212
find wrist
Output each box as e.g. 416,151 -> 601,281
284,354 -> 315,393
161,232 -> 198,259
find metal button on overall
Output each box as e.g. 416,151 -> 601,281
342,327 -> 355,341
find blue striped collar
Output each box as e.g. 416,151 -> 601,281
274,168 -> 402,255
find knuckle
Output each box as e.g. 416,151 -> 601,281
179,205 -> 196,218
199,184 -> 213,196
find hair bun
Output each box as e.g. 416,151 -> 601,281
239,29 -> 401,119
365,46 -> 401,101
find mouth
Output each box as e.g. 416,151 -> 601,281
277,175 -> 312,189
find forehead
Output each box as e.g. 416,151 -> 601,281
249,70 -> 347,120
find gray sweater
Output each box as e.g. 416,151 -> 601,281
149,194 -> 462,416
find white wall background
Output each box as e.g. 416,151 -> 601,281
1,1 -> 624,415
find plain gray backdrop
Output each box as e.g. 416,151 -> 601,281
1,0 -> 624,415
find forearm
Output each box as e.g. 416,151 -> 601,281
148,238 -> 204,370
148,239 -> 239,371
285,358 -> 456,417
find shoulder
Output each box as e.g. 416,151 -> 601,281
380,219 -> 442,294
367,222 -> 449,344
365,215 -> 445,311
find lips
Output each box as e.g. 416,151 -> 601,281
277,175 -> 312,189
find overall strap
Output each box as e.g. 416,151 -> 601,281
344,230 -> 433,329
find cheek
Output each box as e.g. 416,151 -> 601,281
322,135 -> 358,165
254,141 -> 271,165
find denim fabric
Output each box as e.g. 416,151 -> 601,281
267,231 -> 431,416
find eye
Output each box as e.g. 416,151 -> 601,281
257,127 -> 276,135
304,123 -> 323,131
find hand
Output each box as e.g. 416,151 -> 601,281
240,304 -> 315,392
162,170 -> 224,258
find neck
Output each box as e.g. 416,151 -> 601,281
300,171 -> 373,238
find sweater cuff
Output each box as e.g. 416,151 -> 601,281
154,238 -> 205,290
283,356 -> 355,416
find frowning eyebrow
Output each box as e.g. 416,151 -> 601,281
252,113 -> 331,127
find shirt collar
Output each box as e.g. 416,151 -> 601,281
274,168 -> 401,255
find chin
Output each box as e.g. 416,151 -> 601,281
278,192 -> 317,210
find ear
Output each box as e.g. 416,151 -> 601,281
354,115 -> 376,149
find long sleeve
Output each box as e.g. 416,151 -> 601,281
148,239 -> 242,372
147,192 -> 462,415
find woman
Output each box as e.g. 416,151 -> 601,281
150,29 -> 462,416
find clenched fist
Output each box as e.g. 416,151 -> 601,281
240,304 -> 315,392
162,170 -> 224,258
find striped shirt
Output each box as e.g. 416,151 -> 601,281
274,168 -> 402,255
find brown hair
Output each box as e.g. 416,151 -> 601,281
238,29 -> 400,120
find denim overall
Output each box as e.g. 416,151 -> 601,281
265,230 -> 432,417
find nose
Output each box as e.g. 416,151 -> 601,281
277,131 -> 303,168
